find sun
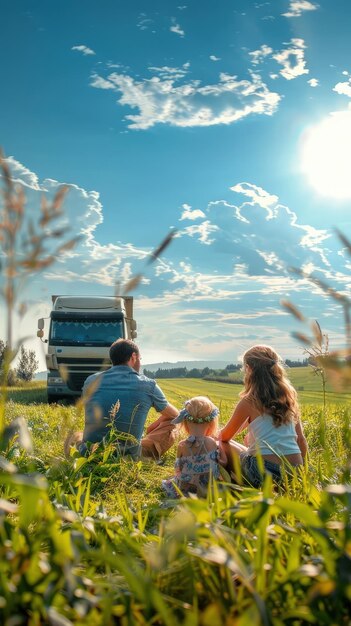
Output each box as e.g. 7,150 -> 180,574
300,111 -> 351,199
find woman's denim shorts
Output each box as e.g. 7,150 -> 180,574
240,453 -> 281,488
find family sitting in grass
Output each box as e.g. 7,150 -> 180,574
66,339 -> 308,496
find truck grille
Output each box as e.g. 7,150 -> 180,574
57,358 -> 110,392
67,372 -> 93,391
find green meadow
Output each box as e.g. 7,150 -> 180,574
158,366 -> 351,406
5,366 -> 351,408
1,371 -> 351,625
4,370 -> 351,500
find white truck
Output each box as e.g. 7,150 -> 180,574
37,295 -> 137,403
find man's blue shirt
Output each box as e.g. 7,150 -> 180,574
82,365 -> 168,444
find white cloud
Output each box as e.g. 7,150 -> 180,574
308,78 -> 319,87
249,44 -> 273,65
148,64 -> 189,80
170,19 -> 185,37
209,55 -> 221,62
180,204 -> 206,221
90,74 -> 116,90
71,45 -> 96,56
91,67 -> 281,129
137,13 -> 154,31
3,157 -> 348,362
89,38 -> 311,131
282,1 -> 318,18
3,156 -> 41,190
176,181 -> 334,289
219,309 -> 286,321
230,183 -> 279,217
5,158 -> 343,302
333,78 -> 351,98
1,157 -> 150,292
248,39 -> 309,82
181,221 -> 219,245
257,250 -> 284,269
273,38 -> 309,80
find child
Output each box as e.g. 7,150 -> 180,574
219,345 -> 308,488
162,396 -> 227,498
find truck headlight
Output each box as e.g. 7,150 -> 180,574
49,377 -> 64,385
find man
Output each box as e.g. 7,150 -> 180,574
77,338 -> 178,459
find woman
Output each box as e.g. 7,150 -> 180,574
219,345 -> 308,487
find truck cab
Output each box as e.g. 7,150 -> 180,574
38,295 -> 137,403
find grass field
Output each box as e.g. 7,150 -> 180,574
3,372 -> 351,505
1,372 -> 351,624
3,368 -> 351,472
225,366 -> 351,405
8,365 -> 351,407
162,373 -> 351,407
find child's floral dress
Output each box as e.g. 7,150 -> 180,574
162,435 -> 221,498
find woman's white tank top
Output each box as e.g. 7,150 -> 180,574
246,414 -> 301,456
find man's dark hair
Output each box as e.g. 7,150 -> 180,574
109,339 -> 139,366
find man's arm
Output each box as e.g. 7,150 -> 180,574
146,403 -> 178,434
142,404 -> 179,459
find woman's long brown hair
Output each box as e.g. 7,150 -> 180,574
240,345 -> 300,427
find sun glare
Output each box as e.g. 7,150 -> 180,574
301,111 -> 351,199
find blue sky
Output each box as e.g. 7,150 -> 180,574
1,0 -> 351,366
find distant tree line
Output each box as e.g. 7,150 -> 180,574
285,358 -> 309,368
144,359 -> 309,380
0,340 -> 39,385
143,363 -> 241,379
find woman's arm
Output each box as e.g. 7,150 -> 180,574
295,419 -> 308,459
218,398 -> 253,442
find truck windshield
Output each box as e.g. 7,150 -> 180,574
49,319 -> 124,346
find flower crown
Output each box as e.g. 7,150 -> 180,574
172,402 -> 219,425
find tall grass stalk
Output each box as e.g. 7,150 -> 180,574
0,151 -> 78,435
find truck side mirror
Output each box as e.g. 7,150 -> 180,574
130,320 -> 137,331
38,318 -> 45,330
131,330 -> 137,339
37,329 -> 44,338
